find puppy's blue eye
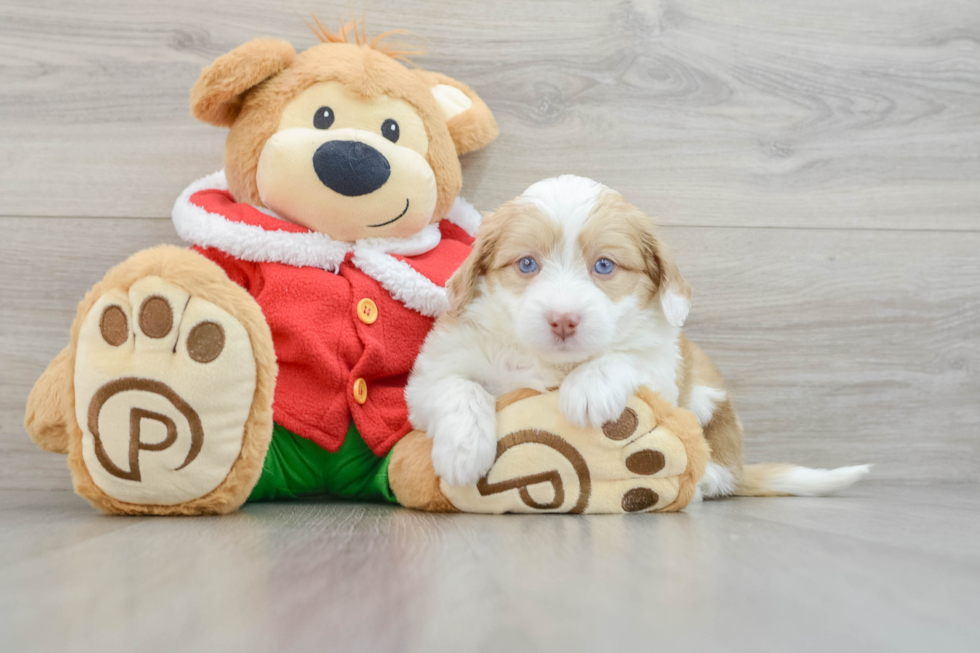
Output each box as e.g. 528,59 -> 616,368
593,258 -> 615,275
518,257 -> 539,274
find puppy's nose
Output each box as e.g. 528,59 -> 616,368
548,312 -> 580,340
312,140 -> 391,196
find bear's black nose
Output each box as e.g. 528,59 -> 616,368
312,140 -> 391,196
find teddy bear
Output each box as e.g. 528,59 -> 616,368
24,20 -> 708,515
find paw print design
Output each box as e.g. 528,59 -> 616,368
440,389 -> 707,514
73,276 -> 257,506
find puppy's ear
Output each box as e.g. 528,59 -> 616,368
191,39 -> 295,127
447,210 -> 504,317
639,224 -> 692,328
416,71 -> 499,155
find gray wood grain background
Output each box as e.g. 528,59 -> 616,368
2,0 -> 978,489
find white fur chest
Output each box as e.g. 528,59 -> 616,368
634,342 -> 681,406
480,345 -> 565,397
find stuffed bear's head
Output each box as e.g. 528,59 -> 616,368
190,22 -> 497,242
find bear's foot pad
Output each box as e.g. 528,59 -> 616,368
74,275 -> 258,507
441,389 -> 706,514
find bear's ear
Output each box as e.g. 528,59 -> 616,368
417,71 -> 498,155
191,39 -> 296,127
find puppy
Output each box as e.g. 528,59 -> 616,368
405,175 -> 869,496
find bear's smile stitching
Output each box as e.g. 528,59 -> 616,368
367,198 -> 410,228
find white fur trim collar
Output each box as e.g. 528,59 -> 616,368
351,249 -> 451,316
171,170 -> 480,318
444,195 -> 481,237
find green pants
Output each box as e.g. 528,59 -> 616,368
248,422 -> 398,503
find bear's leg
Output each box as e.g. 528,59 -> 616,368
388,431 -> 458,512
41,245 -> 277,515
25,345 -> 73,454
438,388 -> 710,514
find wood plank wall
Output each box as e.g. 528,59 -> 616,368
1,0 -> 978,489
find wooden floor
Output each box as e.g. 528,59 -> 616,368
1,0 -> 978,650
1,484 -> 978,652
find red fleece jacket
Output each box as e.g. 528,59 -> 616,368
174,173 -> 475,455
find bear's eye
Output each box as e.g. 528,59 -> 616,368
381,118 -> 400,143
314,106 -> 335,130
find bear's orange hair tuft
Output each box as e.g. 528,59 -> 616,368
306,14 -> 425,62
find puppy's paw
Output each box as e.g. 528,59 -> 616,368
559,357 -> 637,428
429,384 -> 497,486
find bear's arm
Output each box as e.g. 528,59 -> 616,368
191,246 -> 263,296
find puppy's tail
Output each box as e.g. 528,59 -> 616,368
735,463 -> 871,497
